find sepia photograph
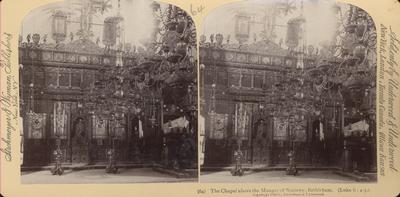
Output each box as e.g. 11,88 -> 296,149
19,0 -> 198,183
199,0 -> 377,183
1,0 -> 400,196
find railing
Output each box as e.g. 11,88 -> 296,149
19,47 -> 140,68
200,47 -> 317,69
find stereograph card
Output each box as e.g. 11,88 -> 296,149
0,0 -> 399,196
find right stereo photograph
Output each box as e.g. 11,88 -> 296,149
199,0 -> 377,183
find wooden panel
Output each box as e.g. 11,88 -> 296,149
216,69 -> 228,87
70,117 -> 89,163
272,140 -> 290,164
49,139 -> 69,163
114,140 -> 129,162
241,73 -> 252,87
23,139 -> 50,165
254,74 -> 263,89
71,72 -> 82,87
252,118 -> 271,165
90,139 -> 108,162
292,142 -> 311,164
59,72 -> 70,87
204,139 -> 232,166
34,71 -> 45,87
71,144 -> 89,163
204,68 -> 214,85
46,72 -> 58,87
229,72 -> 240,87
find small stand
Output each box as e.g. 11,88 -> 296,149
105,137 -> 118,173
51,137 -> 64,175
286,150 -> 298,176
230,142 -> 244,176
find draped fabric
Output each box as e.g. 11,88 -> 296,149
138,119 -> 143,138
344,120 -> 369,137
319,122 -> 324,141
199,115 -> 205,136
163,116 -> 189,134
103,17 -> 119,46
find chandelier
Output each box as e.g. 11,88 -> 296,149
79,1 -> 197,125
201,4 -> 376,121
273,5 -> 374,117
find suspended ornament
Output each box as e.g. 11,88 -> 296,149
307,45 -> 314,55
215,34 -> 224,46
43,34 -> 47,44
32,34 -> 40,45
200,35 -> 206,44
167,21 -> 178,31
345,24 -> 357,33
103,17 -> 121,47
286,16 -> 305,49
353,45 -> 367,63
125,43 -> 132,53
162,29 -> 180,53
234,13 -> 251,44
355,21 -> 367,38
332,4 -> 341,14
151,2 -> 161,12
176,15 -> 187,34
176,40 -> 187,58
340,33 -> 356,55
167,54 -> 181,64
51,10 -> 67,44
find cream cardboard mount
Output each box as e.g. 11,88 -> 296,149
0,0 -> 400,197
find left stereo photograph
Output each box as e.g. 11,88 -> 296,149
19,0 -> 198,184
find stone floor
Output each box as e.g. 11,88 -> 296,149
200,170 -> 374,183
21,168 -> 376,184
21,168 -> 197,184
